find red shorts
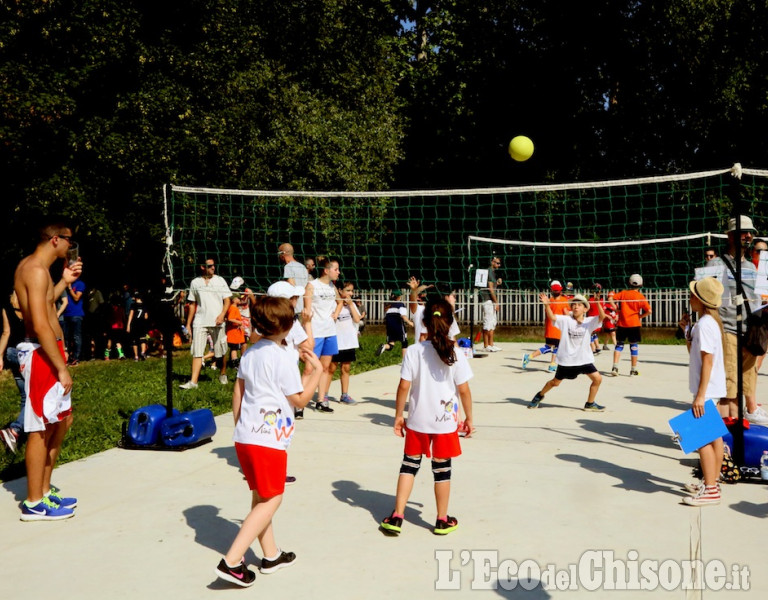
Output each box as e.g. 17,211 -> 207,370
18,340 -> 72,433
235,443 -> 287,498
403,427 -> 462,459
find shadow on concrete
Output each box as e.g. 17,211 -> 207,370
361,412 -> 394,428
331,479 -> 429,530
575,419 -> 677,450
729,499 -> 768,518
183,504 -> 260,574
626,395 -> 690,411
211,445 -> 241,471
557,453 -> 683,495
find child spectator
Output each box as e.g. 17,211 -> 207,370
301,257 -> 341,413
125,291 -> 149,360
379,298 -> 473,537
329,281 -> 362,405
610,274 -> 652,376
104,293 -> 126,360
528,294 -> 608,411
225,293 -> 246,372
377,290 -> 413,358
214,296 -> 322,587
601,291 -> 618,350
682,277 -> 726,506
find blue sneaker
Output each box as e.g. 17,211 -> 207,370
522,354 -> 530,369
548,364 -> 557,372
20,496 -> 75,521
583,402 -> 606,412
47,486 -> 77,509
339,394 -> 357,405
528,393 -> 544,409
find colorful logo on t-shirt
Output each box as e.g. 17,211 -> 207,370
436,400 -> 459,423
253,408 -> 294,441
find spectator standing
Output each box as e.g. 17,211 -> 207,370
278,243 -> 309,314
479,257 -> 501,352
1,290 -> 27,453
707,217 -> 768,424
180,258 -> 231,389
61,276 -> 86,365
14,219 -> 80,520
609,274 -> 652,376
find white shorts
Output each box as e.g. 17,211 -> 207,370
482,300 -> 497,331
191,325 -> 227,358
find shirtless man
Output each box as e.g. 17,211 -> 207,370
14,220 -> 81,521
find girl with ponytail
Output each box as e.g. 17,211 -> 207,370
379,298 -> 473,537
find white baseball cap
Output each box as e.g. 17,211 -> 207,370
629,274 -> 643,287
230,276 -> 245,290
267,281 -> 305,299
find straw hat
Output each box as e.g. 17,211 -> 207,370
689,277 -> 723,309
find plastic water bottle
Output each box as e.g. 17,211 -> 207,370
761,451 -> 768,481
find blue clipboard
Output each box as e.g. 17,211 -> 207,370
668,399 -> 729,454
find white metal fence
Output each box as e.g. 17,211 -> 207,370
357,289 -> 689,327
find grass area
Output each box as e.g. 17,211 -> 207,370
0,326 -> 680,482
0,331 -> 403,482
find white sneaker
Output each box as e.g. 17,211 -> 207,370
746,406 -> 768,426
219,374 -> 228,385
179,381 -> 198,390
483,347 -> 499,353
491,346 -> 502,352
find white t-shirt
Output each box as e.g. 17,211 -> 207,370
553,315 -> 601,366
412,305 -> 425,342
400,341 -> 473,434
285,319 -> 309,363
416,307 -> 460,341
335,305 -> 359,351
309,279 -> 338,338
233,339 -> 303,450
188,275 -> 232,328
689,314 -> 727,399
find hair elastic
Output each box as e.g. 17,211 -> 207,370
433,311 -> 442,316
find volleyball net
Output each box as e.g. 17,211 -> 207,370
163,165 -> 768,301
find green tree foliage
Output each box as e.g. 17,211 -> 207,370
0,0 -> 405,286
394,0 -> 768,187
4,0 -> 768,286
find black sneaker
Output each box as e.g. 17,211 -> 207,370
259,550 -> 297,574
214,558 -> 255,587
527,393 -> 544,409
583,402 -> 606,412
294,408 -> 304,420
314,401 -> 334,413
434,515 -> 458,535
380,511 -> 403,535
375,343 -> 387,357
285,475 -> 296,485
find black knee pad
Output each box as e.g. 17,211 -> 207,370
400,454 -> 422,476
432,458 -> 452,482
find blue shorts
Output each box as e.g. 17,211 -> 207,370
314,335 -> 339,357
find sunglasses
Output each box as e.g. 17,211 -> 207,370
705,254 -> 715,258
205,264 -> 215,268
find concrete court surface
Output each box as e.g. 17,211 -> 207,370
0,343 -> 766,599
